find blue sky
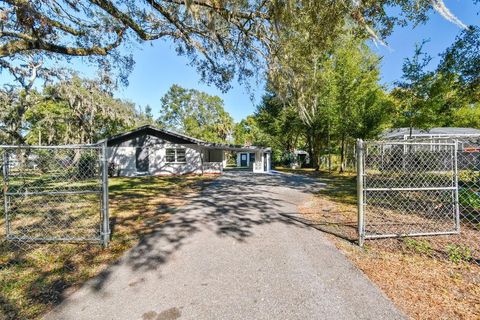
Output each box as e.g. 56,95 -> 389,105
1,1 -> 478,122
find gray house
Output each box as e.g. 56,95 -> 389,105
381,127 -> 480,140
106,125 -> 271,176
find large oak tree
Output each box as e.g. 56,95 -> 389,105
0,1 -> 472,89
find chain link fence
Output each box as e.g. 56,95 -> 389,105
357,137 -> 480,265
0,143 -> 109,262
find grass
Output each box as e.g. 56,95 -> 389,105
278,166 -> 480,320
0,175 -> 215,320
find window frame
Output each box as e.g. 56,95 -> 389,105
165,147 -> 187,163
176,148 -> 186,163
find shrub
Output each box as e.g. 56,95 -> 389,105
77,153 -> 97,179
446,244 -> 473,264
403,238 -> 433,255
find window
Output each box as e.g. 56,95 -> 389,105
176,148 -> 186,162
165,148 -> 186,163
165,148 -> 176,162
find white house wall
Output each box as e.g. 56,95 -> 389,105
107,131 -> 269,176
108,146 -> 136,175
252,151 -> 263,173
108,134 -> 206,176
108,144 -> 204,176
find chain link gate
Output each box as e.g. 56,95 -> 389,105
357,139 -> 460,246
0,143 -> 109,247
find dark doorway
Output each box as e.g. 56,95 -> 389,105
249,153 -> 255,168
136,147 -> 149,172
240,153 -> 247,167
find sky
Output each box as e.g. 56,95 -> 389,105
1,1 -> 478,122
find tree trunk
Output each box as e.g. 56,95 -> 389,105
339,133 -> 346,173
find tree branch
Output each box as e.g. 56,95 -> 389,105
0,28 -> 125,57
161,0 -> 270,20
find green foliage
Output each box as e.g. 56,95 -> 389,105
77,153 -> 97,179
158,84 -> 234,143
1,75 -> 150,145
446,244 -> 473,264
458,188 -> 480,210
439,26 -> 480,101
0,0 -> 459,93
391,28 -> 480,131
391,40 -> 438,130
264,31 -> 392,170
403,238 -> 433,255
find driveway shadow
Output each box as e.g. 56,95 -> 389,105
92,171 -> 325,290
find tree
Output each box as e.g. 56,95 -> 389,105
438,26 -> 480,102
332,38 -> 393,171
233,114 -> 273,147
18,76 -> 143,145
391,28 -> 480,131
158,84 -> 233,143
254,93 -> 305,162
267,28 -> 391,171
0,1 -> 471,89
391,40 -> 439,133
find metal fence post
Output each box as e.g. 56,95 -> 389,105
453,140 -> 460,234
2,150 -> 9,238
101,141 -> 110,247
356,139 -> 365,247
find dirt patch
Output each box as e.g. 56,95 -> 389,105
142,307 -> 181,320
293,169 -> 480,320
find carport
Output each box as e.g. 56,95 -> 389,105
208,145 -> 271,173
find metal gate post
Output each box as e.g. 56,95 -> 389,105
356,139 -> 365,247
453,140 -> 460,233
101,141 -> 110,247
2,150 -> 9,238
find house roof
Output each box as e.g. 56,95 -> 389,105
104,125 -> 271,152
381,127 -> 480,140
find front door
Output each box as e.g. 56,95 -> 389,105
240,153 -> 247,167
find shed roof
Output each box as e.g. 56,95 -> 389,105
381,127 -> 480,140
105,125 -> 271,152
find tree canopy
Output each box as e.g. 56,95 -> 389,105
157,84 -> 234,143
0,0 -> 472,89
0,75 -> 149,144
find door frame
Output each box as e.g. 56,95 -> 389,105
240,153 -> 248,167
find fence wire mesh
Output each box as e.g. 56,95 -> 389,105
0,144 -> 109,264
358,137 -> 480,265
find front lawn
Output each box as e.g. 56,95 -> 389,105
0,175 -> 214,320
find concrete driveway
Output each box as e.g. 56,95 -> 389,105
45,171 -> 405,320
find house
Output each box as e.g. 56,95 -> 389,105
106,125 -> 271,176
381,127 -> 480,140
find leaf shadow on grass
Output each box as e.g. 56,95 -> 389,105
1,171 -> 328,319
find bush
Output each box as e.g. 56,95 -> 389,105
35,150 -> 54,173
77,153 -> 97,179
459,188 -> 480,209
446,244 -> 473,263
403,238 -> 433,255
108,162 -> 118,177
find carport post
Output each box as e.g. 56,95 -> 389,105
356,139 -> 365,247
